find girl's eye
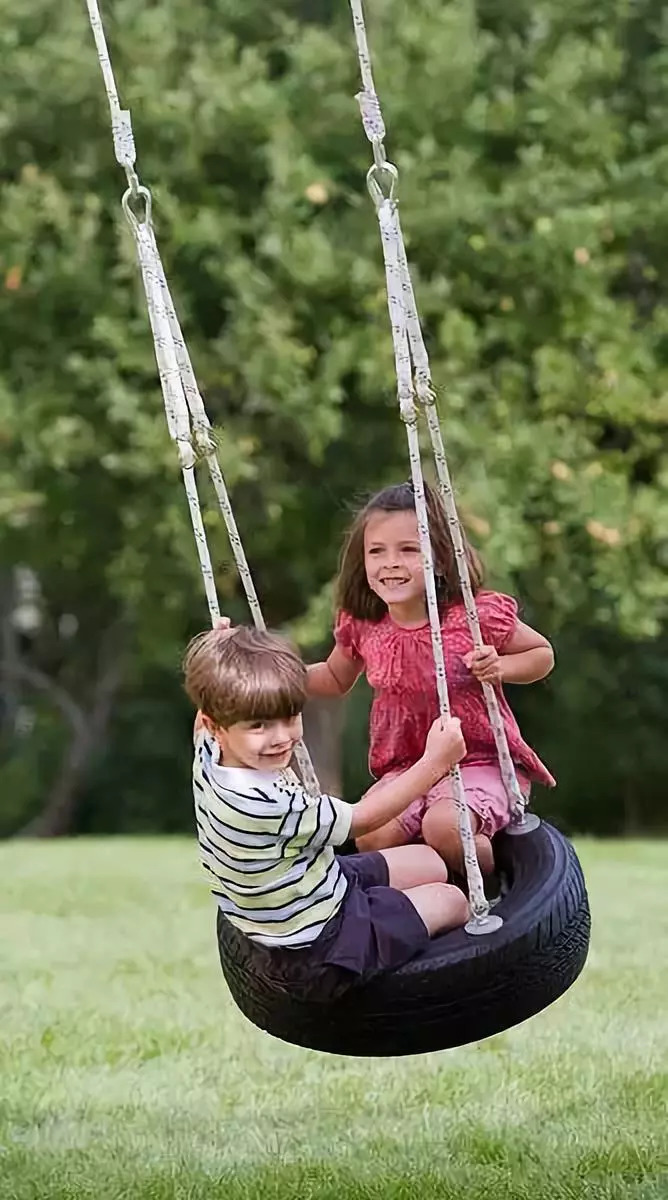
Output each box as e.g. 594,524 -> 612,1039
367,546 -> 383,555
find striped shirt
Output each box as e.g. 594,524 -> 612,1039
193,731 -> 353,948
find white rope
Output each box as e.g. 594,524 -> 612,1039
349,0 -> 386,146
377,200 -> 489,921
132,217 -> 221,622
149,245 -> 320,792
349,0 -> 528,829
394,221 -> 527,820
85,0 -> 320,795
151,245 -> 269,634
85,0 -> 139,193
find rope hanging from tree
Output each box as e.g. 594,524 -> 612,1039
84,0 -> 545,933
84,0 -> 320,796
349,2 -> 541,909
81,2 -> 591,1056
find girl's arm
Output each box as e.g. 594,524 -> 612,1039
465,622 -> 554,686
307,647 -> 362,697
500,622 -> 554,683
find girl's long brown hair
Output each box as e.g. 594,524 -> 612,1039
335,481 -> 484,622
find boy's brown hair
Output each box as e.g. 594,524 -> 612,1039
183,625 -> 307,728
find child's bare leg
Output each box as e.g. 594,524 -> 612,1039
355,816 -> 410,853
355,775 -> 415,852
378,844 -> 448,889
403,882 -> 470,935
422,800 -> 495,877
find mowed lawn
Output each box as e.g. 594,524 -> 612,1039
0,838 -> 666,1200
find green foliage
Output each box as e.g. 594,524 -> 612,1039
0,0 -> 666,833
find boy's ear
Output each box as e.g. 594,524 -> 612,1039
194,711 -> 220,740
200,713 -> 218,737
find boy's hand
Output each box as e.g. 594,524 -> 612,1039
424,717 -> 466,773
463,645 -> 503,685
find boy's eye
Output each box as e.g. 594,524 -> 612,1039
248,721 -> 264,731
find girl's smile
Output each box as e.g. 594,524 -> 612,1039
363,510 -> 428,622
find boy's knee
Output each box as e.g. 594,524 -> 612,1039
439,884 -> 470,925
420,882 -> 470,935
415,845 -> 448,884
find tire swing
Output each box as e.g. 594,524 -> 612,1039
86,0 -> 590,1056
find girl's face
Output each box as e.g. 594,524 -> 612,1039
363,509 -> 427,619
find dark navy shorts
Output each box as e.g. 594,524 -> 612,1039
251,852 -> 430,1003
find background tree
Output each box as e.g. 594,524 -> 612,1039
0,0 -> 666,835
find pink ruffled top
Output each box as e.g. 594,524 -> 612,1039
335,591 -> 555,788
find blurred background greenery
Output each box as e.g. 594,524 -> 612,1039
0,0 -> 666,839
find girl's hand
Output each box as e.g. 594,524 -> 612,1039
214,616 -> 232,631
463,645 -> 503,685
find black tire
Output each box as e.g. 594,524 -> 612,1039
216,821 -> 590,1057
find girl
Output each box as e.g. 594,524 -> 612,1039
307,482 -> 555,879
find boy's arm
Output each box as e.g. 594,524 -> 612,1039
283,719 -> 464,849
349,719 -> 465,838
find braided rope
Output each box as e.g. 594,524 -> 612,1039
348,0 -> 528,828
85,0 -> 138,191
377,199 -> 489,921
84,0 -> 320,795
394,224 -> 527,821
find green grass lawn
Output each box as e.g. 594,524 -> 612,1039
0,838 -> 666,1200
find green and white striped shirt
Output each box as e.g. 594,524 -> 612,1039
193,732 -> 353,947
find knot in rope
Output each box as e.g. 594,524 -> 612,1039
399,395 -> 418,425
176,440 -> 197,471
415,375 -> 437,408
191,424 -> 216,460
355,89 -> 386,144
111,111 -> 137,179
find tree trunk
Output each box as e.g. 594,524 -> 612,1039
13,630 -> 125,838
0,572 -> 20,734
622,778 -> 641,837
302,696 -> 343,795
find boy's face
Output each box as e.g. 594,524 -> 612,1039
204,713 -> 304,771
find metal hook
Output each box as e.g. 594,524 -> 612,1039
366,160 -> 399,208
121,184 -> 153,230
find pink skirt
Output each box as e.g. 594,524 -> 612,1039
368,763 -> 531,841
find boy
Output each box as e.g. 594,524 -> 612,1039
184,624 -> 469,1001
